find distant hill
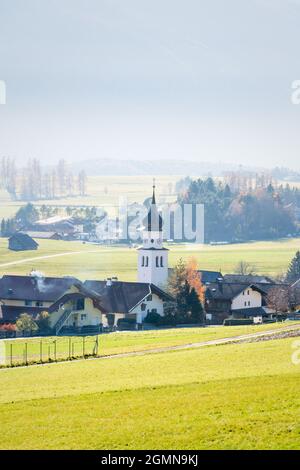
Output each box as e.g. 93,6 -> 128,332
69,158 -> 261,177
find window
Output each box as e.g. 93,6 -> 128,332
142,256 -> 144,267
81,314 -> 87,321
74,298 -> 85,311
244,301 -> 247,307
25,300 -> 32,306
145,257 -> 149,267
160,256 -> 163,267
247,290 -> 250,295
156,256 -> 159,267
147,295 -> 152,301
36,301 -> 43,307
141,303 -> 146,311
243,291 -> 245,296
248,301 -> 251,306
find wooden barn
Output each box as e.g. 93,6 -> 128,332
8,233 -> 39,251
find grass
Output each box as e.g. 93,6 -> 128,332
2,322 -> 299,366
0,336 -> 299,449
0,237 -> 299,279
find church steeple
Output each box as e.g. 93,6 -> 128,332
152,178 -> 156,205
144,178 -> 163,233
137,181 -> 169,287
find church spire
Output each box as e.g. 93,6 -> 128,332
152,178 -> 156,205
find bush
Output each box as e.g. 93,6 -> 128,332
144,312 -> 161,324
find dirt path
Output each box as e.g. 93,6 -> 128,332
97,323 -> 300,361
0,250 -> 102,268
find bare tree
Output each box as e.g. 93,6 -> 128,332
267,287 -> 290,316
234,260 -> 257,275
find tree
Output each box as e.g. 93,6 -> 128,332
167,258 -> 205,324
15,203 -> 39,228
78,170 -> 87,196
186,257 -> 205,303
267,287 -> 290,317
36,311 -> 51,333
16,313 -> 38,334
234,261 -> 256,276
286,251 -> 300,283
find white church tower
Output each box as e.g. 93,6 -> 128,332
137,181 -> 169,287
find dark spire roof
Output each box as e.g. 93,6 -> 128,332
143,180 -> 163,232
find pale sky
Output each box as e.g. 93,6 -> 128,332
0,0 -> 300,169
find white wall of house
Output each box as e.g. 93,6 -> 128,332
231,288 -> 262,310
131,292 -> 165,323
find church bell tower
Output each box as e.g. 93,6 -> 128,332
137,180 -> 169,287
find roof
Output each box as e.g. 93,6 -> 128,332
223,274 -> 274,284
205,282 -> 267,301
232,306 -> 274,317
84,280 -> 174,313
48,283 -> 105,313
0,305 -> 45,323
0,275 -> 79,302
22,231 -> 61,239
198,270 -> 223,284
143,185 -> 163,232
9,233 -> 39,250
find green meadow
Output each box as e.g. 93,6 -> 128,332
2,322 -> 299,366
0,237 -> 299,280
0,336 -> 299,449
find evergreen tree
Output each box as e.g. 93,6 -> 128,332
286,251 -> 300,283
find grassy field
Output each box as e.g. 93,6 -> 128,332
0,175 -> 180,220
0,334 -> 299,449
0,237 -> 299,279
2,322 -> 299,366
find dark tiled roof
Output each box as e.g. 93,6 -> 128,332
223,274 -> 274,284
198,270 -> 223,284
232,307 -> 272,317
84,280 -> 173,313
9,233 -> 39,251
1,305 -> 45,323
205,282 -> 264,301
0,275 -> 79,302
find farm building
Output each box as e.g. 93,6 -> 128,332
22,231 -> 63,240
8,233 -> 39,251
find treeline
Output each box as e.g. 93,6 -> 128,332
178,177 -> 300,243
1,203 -> 102,237
0,156 -> 87,201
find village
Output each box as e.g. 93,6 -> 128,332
1,184 -> 300,339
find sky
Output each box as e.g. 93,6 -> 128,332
0,0 -> 300,169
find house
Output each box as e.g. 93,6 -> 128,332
205,280 -> 278,323
48,282 -> 105,334
84,278 -> 174,328
22,231 -> 63,241
8,233 -> 39,251
0,274 -> 79,323
29,215 -> 78,236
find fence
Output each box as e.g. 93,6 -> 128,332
0,335 -> 99,367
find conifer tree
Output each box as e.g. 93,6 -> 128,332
286,251 -> 300,283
